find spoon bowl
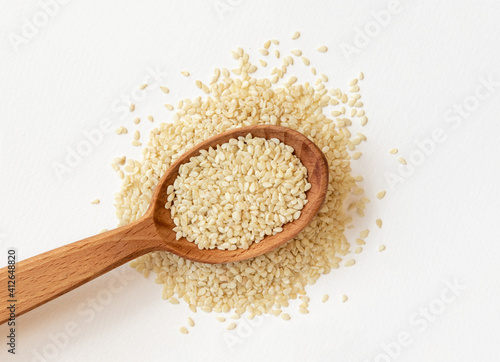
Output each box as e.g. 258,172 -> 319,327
0,125 -> 328,324
153,125 -> 329,263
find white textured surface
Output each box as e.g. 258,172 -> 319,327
1,1 -> 500,361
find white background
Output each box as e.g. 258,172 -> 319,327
1,1 -> 500,361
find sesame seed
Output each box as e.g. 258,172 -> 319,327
317,45 -> 328,53
281,313 -> 291,321
377,191 -> 387,200
344,259 -> 356,267
322,294 -> 329,303
291,31 -> 300,40
90,199 -> 100,204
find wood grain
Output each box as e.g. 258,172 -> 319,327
0,125 -> 328,324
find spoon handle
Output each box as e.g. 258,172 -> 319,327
0,216 -> 162,324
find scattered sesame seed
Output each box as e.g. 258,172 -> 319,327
187,317 -> 195,327
281,313 -> 291,321
90,199 -> 100,204
179,326 -> 188,334
133,117 -> 140,124
379,245 -> 386,252
376,219 -> 383,228
147,115 -> 154,122
389,148 -> 399,154
356,238 -> 366,246
291,31 -> 300,40
342,295 -> 348,303
317,45 -> 328,53
398,157 -> 407,165
139,83 -> 148,90
322,294 -> 329,303
360,229 -> 369,238
216,317 -> 226,323
129,104 -> 135,112
115,126 -> 128,135
160,86 -> 170,94
226,322 -> 237,330
181,71 -> 190,77
344,259 -> 356,267
377,191 -> 387,200
291,49 -> 302,56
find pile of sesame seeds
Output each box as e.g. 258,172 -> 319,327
108,32 -> 390,331
167,134 -> 310,250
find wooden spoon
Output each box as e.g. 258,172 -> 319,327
0,125 -> 328,324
